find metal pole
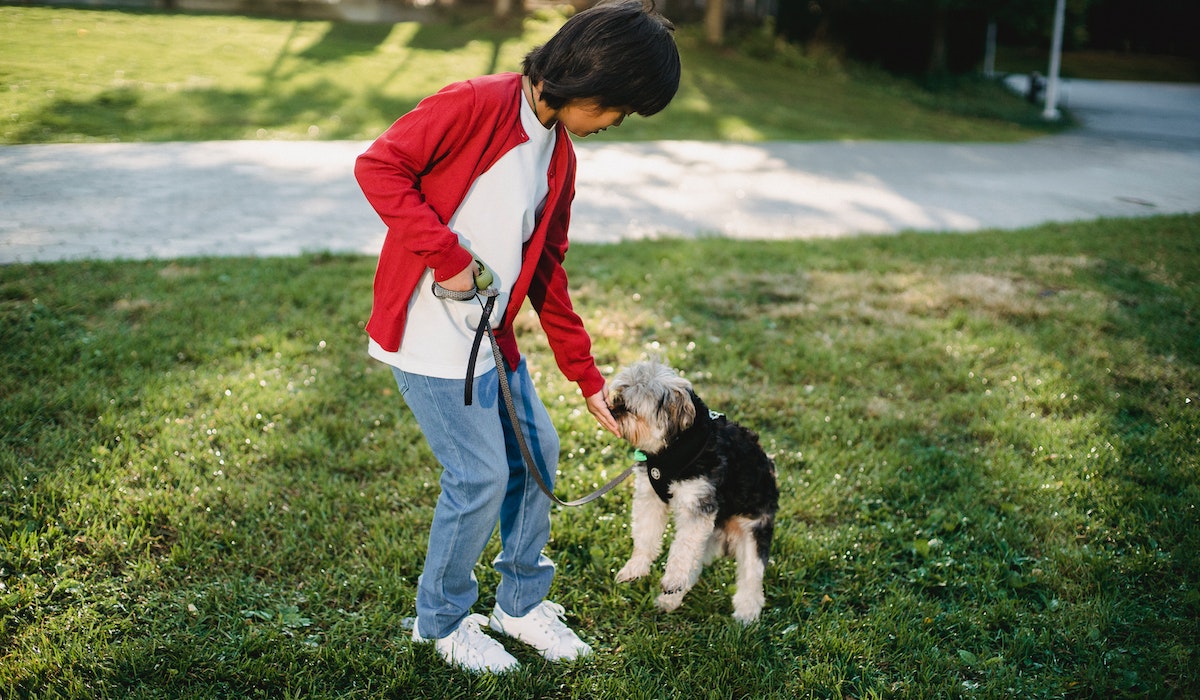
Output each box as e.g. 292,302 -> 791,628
984,19 -> 997,78
1043,0 -> 1066,120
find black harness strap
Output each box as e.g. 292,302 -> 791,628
642,393 -> 726,503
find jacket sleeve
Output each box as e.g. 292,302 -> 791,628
354,82 -> 475,282
527,181 -> 606,398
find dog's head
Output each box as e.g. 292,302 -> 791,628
609,360 -> 696,455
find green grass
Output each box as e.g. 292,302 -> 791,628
2,214 -> 1198,698
0,5 -> 1063,144
996,47 -> 1200,83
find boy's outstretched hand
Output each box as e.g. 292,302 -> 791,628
586,386 -> 620,437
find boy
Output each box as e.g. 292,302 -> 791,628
355,0 -> 680,673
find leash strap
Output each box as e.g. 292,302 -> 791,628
485,327 -> 634,507
431,280 -> 495,406
463,293 -> 496,406
432,281 -> 633,507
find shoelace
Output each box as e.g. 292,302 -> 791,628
528,602 -> 577,643
454,615 -> 505,662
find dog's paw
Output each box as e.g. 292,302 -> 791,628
731,604 -> 762,625
656,590 -> 684,612
732,610 -> 761,625
616,557 -> 651,582
659,571 -> 688,596
732,590 -> 765,625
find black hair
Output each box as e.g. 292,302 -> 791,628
523,0 -> 681,116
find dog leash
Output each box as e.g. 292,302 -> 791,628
432,279 -> 634,507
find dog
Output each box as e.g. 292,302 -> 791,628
608,359 -> 778,624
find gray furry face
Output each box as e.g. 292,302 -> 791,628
609,360 -> 696,454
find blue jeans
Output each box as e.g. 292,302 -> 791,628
392,359 -> 558,640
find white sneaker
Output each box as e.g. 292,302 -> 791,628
412,614 -> 520,674
489,601 -> 593,662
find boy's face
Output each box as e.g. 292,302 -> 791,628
556,99 -> 633,138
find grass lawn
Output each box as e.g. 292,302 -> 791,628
2,214 -> 1198,698
0,5 -> 1064,144
995,47 -> 1200,84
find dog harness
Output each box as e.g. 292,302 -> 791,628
643,392 -> 726,503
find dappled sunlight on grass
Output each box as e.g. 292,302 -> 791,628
2,210 -> 1197,697
2,6 -> 1059,145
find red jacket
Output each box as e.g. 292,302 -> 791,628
355,72 -> 604,397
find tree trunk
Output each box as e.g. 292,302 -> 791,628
928,5 -> 948,75
705,0 -> 725,45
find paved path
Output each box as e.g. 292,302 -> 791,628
1,79 -> 1197,263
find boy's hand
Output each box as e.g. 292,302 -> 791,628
442,259 -> 477,293
586,386 -> 620,437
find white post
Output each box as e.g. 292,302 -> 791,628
983,19 -> 996,78
1043,0 -> 1066,120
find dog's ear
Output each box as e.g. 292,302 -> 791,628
657,383 -> 696,434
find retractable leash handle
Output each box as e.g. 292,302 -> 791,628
430,258 -> 496,303
430,263 -> 633,508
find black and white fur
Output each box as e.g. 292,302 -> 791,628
609,360 -> 778,624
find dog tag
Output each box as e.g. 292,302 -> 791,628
633,449 -> 647,462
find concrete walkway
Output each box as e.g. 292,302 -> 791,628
1,79 -> 1197,263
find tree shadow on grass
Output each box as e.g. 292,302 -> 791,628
10,15 -> 529,144
9,80 -> 420,141
298,21 -> 395,62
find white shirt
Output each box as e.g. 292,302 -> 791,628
369,91 -> 556,377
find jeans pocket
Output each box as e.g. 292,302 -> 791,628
391,366 -> 410,396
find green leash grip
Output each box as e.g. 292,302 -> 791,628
474,259 -> 494,291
